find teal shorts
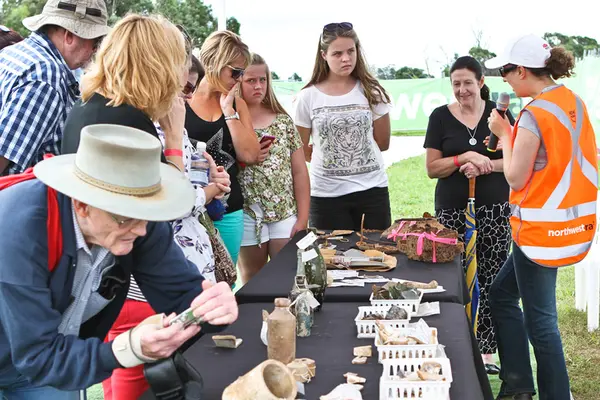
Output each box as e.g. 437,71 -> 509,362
214,209 -> 244,266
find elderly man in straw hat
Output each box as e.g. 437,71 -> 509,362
0,0 -> 109,176
0,124 -> 238,398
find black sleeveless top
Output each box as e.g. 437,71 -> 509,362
184,103 -> 242,213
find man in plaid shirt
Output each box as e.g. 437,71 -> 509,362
0,0 -> 109,175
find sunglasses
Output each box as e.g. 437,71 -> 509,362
227,65 -> 245,80
182,81 -> 196,96
323,22 -> 353,33
176,24 -> 193,48
500,64 -> 518,77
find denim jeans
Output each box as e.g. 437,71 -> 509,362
0,374 -> 79,400
489,242 -> 570,400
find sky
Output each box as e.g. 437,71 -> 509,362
204,0 -> 599,80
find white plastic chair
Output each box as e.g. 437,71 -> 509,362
574,194 -> 600,331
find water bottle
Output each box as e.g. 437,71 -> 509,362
189,142 -> 210,187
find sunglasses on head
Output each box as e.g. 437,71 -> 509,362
176,24 -> 193,46
182,81 -> 196,96
323,22 -> 353,33
500,64 -> 518,77
227,65 -> 245,80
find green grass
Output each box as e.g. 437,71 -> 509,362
88,384 -> 103,400
387,154 -> 436,219
392,129 -> 425,137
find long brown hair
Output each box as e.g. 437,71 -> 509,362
246,53 -> 288,116
304,25 -> 390,108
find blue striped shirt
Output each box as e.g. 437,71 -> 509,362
0,32 -> 79,175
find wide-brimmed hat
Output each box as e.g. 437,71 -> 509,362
23,0 -> 109,40
34,124 -> 195,222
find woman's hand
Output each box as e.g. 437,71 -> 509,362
204,152 -> 230,200
258,140 -> 273,163
289,218 -> 308,239
459,162 -> 482,179
220,83 -> 240,116
465,151 -> 493,175
206,152 -> 230,186
158,96 -> 186,145
487,109 -> 512,139
483,135 -> 504,151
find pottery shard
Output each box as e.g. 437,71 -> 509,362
351,356 -> 367,365
344,372 -> 366,384
353,345 -> 372,358
287,358 -> 316,383
212,335 -> 243,349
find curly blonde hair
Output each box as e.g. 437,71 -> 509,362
81,14 -> 187,121
200,30 -> 251,94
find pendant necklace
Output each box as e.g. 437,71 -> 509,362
460,100 -> 481,146
467,129 -> 478,146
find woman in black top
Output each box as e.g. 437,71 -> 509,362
185,30 -> 259,268
424,56 -> 514,373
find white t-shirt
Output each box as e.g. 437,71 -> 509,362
294,81 -> 390,198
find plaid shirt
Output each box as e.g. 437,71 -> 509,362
0,32 -> 79,175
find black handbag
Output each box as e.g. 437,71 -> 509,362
143,352 -> 203,400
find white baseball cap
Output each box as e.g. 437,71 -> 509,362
485,34 -> 552,70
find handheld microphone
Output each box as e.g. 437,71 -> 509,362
487,92 -> 510,152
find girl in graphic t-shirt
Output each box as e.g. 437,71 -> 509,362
294,22 -> 392,231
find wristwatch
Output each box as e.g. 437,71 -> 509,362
224,112 -> 240,121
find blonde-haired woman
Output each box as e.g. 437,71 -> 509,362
186,30 -> 260,269
62,14 -> 186,172
294,22 -> 392,231
238,53 -> 310,283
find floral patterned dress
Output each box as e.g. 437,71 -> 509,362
238,113 -> 304,244
156,125 -> 216,283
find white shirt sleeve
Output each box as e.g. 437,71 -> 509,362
293,88 -> 312,128
372,101 -> 391,121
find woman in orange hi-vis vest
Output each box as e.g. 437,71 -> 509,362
485,35 -> 598,400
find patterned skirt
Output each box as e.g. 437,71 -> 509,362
436,202 -> 511,355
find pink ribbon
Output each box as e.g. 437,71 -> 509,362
388,227 -> 458,263
387,221 -> 406,241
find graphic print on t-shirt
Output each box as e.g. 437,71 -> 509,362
314,104 -> 379,176
206,128 -> 236,171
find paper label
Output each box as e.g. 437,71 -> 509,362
408,319 -> 432,344
415,302 -> 441,317
297,232 -> 318,250
305,290 -> 321,309
302,249 -> 318,263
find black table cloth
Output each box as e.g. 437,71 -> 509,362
142,302 -> 491,399
236,231 -> 469,306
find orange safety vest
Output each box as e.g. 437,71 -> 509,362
510,85 -> 598,267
